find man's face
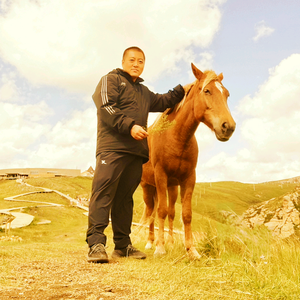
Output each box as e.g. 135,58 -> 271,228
122,50 -> 145,81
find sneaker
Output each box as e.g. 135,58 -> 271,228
87,243 -> 109,263
111,244 -> 147,259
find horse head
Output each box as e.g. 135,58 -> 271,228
189,63 -> 236,141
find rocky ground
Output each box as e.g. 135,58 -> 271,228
240,187 -> 300,238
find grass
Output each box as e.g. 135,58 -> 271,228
25,176 -> 92,199
1,177 -> 300,299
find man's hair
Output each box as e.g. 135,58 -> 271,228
123,46 -> 145,61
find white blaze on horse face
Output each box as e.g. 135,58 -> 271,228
215,82 -> 223,94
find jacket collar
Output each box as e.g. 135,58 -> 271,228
116,68 -> 144,84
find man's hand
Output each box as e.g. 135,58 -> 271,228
130,125 -> 149,140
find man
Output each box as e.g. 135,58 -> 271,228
86,46 -> 185,263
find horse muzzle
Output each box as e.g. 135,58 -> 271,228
215,121 -> 236,142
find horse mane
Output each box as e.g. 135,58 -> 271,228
165,70 -> 218,116
201,70 -> 219,90
165,80 -> 196,115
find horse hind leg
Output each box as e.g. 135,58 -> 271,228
167,185 -> 178,245
140,182 -> 157,250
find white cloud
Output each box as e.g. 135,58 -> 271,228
0,0 -> 224,94
239,53 -> 300,128
47,108 -> 96,147
0,72 -> 19,102
197,54 -> 300,183
198,151 -> 300,183
0,103 -> 96,170
0,75 -> 97,171
239,54 -> 300,119
186,52 -> 214,80
194,52 -> 214,71
0,101 -> 52,167
27,141 -> 96,171
27,108 -> 97,170
253,20 -> 275,42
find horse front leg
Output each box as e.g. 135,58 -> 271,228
140,181 -> 157,250
181,174 -> 201,260
154,168 -> 168,256
167,185 -> 178,245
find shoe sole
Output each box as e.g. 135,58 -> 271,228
87,257 -> 109,263
111,253 -> 146,260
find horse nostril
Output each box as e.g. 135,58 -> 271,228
222,122 -> 228,133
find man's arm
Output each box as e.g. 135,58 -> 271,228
149,84 -> 185,112
92,74 -> 135,135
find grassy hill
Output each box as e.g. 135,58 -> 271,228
192,180 -> 298,217
1,176 -> 300,299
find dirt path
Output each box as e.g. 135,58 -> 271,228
0,249 -> 152,300
0,180 -> 88,231
0,180 -> 153,299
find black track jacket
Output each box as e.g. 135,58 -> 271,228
92,68 -> 185,163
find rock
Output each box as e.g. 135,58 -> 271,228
239,187 -> 300,239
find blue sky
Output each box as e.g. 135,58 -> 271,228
0,0 -> 299,183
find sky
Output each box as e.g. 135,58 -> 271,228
0,0 -> 299,183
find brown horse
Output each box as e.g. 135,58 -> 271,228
140,63 -> 236,259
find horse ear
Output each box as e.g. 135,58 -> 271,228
191,63 -> 203,80
218,73 -> 223,81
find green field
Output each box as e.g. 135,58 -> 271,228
0,177 -> 300,299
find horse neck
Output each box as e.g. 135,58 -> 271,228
171,94 -> 203,143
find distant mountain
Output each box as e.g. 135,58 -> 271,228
275,176 -> 300,184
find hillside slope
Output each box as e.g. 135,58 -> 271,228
1,176 -> 300,299
191,180 -> 298,221
1,176 -> 298,231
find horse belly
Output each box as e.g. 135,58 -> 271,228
167,177 -> 180,187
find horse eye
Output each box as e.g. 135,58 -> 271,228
204,89 -> 210,95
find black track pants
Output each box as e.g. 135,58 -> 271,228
86,152 -> 143,249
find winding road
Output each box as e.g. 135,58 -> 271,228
0,179 -> 88,230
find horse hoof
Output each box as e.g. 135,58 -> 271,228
145,242 -> 153,250
154,247 -> 166,256
187,248 -> 201,260
154,251 -> 166,256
